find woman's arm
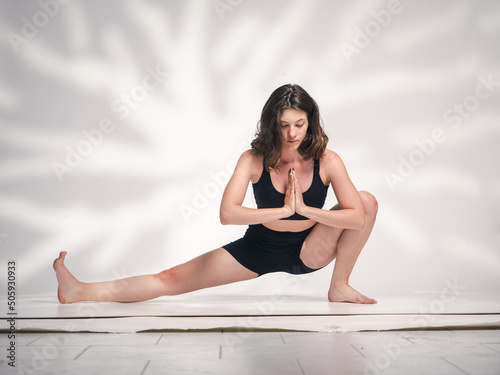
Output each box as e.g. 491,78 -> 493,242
219,150 -> 292,225
295,151 -> 365,230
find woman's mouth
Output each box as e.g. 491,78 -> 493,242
288,139 -> 298,144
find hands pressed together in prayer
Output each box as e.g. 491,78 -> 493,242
284,168 -> 305,217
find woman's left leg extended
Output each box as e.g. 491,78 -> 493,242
53,248 -> 258,304
299,191 -> 378,304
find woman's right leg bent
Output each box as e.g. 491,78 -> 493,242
53,249 -> 258,304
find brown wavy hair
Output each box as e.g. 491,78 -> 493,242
251,84 -> 328,171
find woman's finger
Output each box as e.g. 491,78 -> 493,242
293,170 -> 300,192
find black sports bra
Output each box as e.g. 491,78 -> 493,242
252,159 -> 328,220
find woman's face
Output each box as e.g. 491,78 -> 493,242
279,108 -> 309,151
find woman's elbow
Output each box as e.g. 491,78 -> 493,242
220,210 -> 230,225
352,208 -> 365,231
354,214 -> 365,231
219,206 -> 235,225
356,191 -> 378,230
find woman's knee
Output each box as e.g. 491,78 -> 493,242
359,191 -> 378,220
156,267 -> 182,294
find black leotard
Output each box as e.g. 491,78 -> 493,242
221,158 -> 329,276
252,159 -> 328,220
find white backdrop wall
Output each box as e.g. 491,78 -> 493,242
1,0 -> 499,299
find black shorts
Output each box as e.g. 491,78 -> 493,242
222,224 -> 323,276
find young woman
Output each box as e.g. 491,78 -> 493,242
54,84 -> 378,304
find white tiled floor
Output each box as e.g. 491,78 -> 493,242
2,330 -> 500,374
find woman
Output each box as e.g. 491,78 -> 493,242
54,84 -> 378,304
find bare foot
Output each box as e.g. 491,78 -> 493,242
328,283 -> 377,304
53,251 -> 84,304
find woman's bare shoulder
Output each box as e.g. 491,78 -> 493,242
320,149 -> 341,166
236,150 -> 263,180
238,149 -> 262,166
319,149 -> 348,183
